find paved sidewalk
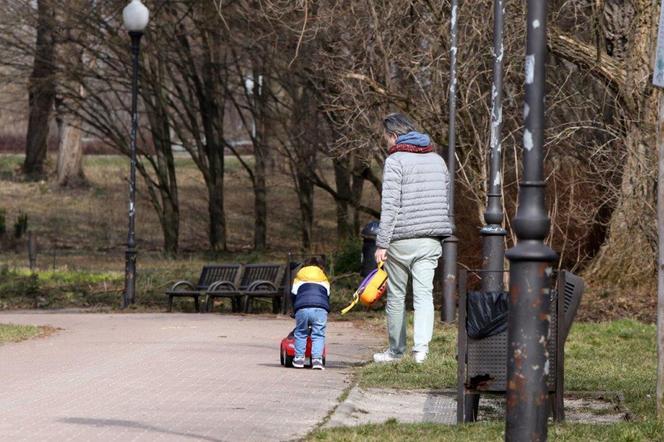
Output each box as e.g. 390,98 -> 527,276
0,312 -> 379,442
325,387 -> 629,427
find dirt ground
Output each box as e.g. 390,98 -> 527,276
0,154 -> 379,268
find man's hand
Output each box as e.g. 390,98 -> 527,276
374,247 -> 388,263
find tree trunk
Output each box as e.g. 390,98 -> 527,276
143,54 -> 180,256
200,27 -> 227,252
55,115 -> 85,187
254,155 -> 267,250
547,1 -> 659,288
157,147 -> 180,257
253,71 -> 269,251
54,0 -> 86,187
206,157 -> 226,252
296,171 -> 314,251
585,0 -> 659,288
333,157 -> 354,240
350,166 -> 366,233
24,0 -> 56,179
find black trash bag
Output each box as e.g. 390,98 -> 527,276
466,291 -> 509,339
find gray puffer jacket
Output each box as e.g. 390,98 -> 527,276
376,151 -> 452,249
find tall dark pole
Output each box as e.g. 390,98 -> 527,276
123,31 -> 143,308
441,0 -> 458,323
481,0 -> 507,293
504,0 -> 557,440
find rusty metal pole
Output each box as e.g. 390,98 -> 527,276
504,0 -> 557,440
481,0 -> 507,293
441,0 -> 459,323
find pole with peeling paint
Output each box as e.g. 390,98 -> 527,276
441,0 -> 459,323
481,0 -> 507,294
504,0 -> 557,440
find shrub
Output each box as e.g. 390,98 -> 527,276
332,237 -> 362,275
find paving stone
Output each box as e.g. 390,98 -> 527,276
0,312 -> 379,441
326,387 -> 629,428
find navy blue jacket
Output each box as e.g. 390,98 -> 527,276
291,282 -> 330,313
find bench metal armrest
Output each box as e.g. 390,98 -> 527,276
168,280 -> 196,292
246,280 -> 278,292
207,281 -> 238,293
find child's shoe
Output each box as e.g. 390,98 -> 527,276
312,358 -> 325,370
293,356 -> 305,368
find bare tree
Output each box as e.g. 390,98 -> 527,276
54,4 -> 87,188
23,0 -> 56,179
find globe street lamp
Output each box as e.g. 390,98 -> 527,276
121,0 -> 149,308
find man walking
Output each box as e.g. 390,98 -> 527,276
373,113 -> 452,364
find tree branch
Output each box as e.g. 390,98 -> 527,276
548,27 -> 627,100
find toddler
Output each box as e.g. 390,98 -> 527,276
290,258 -> 329,370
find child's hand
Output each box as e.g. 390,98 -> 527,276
375,248 -> 387,263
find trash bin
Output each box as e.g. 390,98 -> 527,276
360,221 -> 380,277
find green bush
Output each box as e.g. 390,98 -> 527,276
0,269 -> 41,309
331,237 -> 362,275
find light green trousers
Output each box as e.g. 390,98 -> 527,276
384,238 -> 442,355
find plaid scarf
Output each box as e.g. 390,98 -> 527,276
388,143 -> 434,155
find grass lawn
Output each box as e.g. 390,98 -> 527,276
0,323 -> 41,343
310,319 -> 664,441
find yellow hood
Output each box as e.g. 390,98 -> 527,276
294,265 -> 328,284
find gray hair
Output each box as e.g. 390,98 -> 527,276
382,113 -> 416,136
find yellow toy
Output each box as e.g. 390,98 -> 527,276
341,262 -> 388,315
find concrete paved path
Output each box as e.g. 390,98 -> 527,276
325,388 -> 629,428
0,312 -> 379,442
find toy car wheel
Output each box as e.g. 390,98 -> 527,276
282,348 -> 294,367
280,348 -> 285,366
322,357 -> 326,366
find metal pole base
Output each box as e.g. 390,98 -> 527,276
123,248 -> 137,308
505,241 -> 556,442
480,226 -> 507,293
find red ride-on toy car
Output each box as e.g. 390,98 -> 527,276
280,327 -> 327,368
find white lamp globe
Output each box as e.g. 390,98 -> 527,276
123,0 -> 150,33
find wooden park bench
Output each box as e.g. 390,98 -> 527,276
165,264 -> 242,313
239,264 -> 286,313
456,269 -> 584,423
203,265 -> 246,313
210,257 -> 303,314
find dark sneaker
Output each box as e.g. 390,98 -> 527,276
293,356 -> 305,368
312,358 -> 325,370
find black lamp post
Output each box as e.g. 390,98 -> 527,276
504,0 -> 557,440
481,0 -> 507,293
441,0 -> 458,323
121,0 -> 149,308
